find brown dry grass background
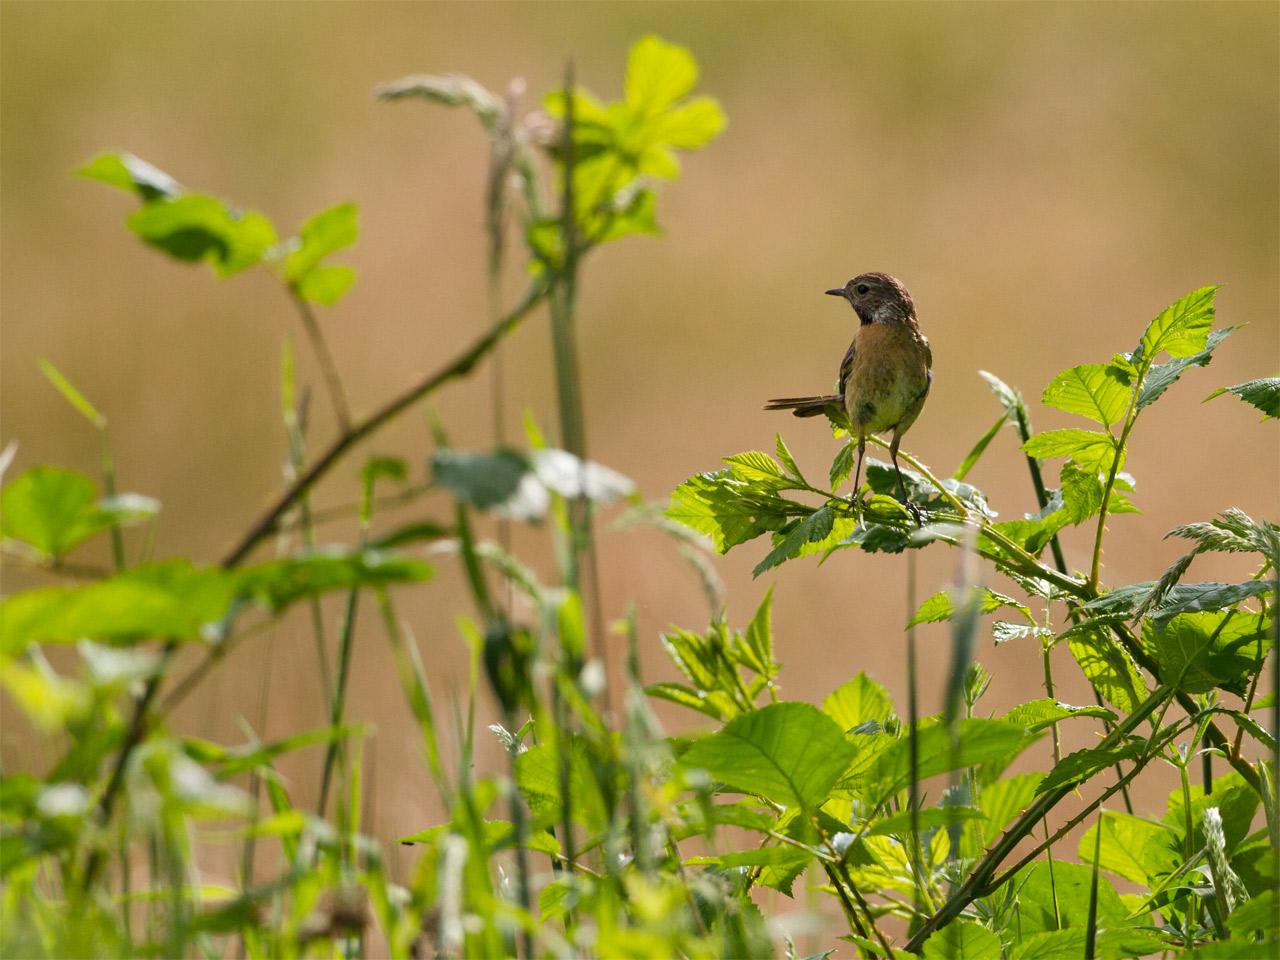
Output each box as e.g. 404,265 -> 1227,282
3,0 -> 1277,887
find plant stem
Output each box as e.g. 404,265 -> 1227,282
287,286 -> 351,433
222,277 -> 546,568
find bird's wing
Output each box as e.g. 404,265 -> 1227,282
836,336 -> 858,396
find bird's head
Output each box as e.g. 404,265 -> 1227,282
826,272 -> 915,325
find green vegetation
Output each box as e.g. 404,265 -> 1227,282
2,35 -> 1275,959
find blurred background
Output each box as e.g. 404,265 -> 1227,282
3,0 -> 1277,889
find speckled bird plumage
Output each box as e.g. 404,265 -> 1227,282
765,272 -> 932,502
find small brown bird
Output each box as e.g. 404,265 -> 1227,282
766,272 -> 932,504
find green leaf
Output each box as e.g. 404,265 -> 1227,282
650,95 -> 727,149
515,739 -> 611,837
953,412 -> 1009,482
1036,740 -> 1145,794
1059,460 -> 1105,525
823,673 -> 895,733
78,151 -> 180,201
285,202 -> 358,283
1138,326 -> 1236,409
127,195 -> 276,277
921,920 -> 1001,960
722,451 -> 791,487
1007,860 -> 1131,937
645,681 -> 732,721
0,561 -> 237,654
625,35 -> 699,115
1021,428 -> 1118,473
431,448 -> 530,510
239,549 -> 432,612
1137,285 -> 1218,362
1001,698 -> 1116,733
865,806 -> 984,838
1162,772 -> 1259,857
870,719 -> 1036,800
740,586 -> 775,677
1206,376 -> 1280,420
991,621 -> 1054,645
1010,928 -> 1164,960
295,265 -> 355,306
752,503 -> 838,576
774,434 -> 806,484
1,467 -> 152,558
1227,889 -> 1277,938
667,469 -> 796,553
1077,810 -> 1176,885
1042,364 -> 1130,426
1147,609 -> 1273,695
685,845 -> 813,875
829,443 -> 854,488
0,659 -> 90,731
680,702 -> 857,810
909,587 -> 1032,628
958,773 -> 1042,858
39,359 -> 105,427
1066,626 -> 1149,713
370,520 -> 450,550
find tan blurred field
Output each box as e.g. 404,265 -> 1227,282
2,0 -> 1277,888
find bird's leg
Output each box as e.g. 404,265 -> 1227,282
850,433 -> 867,516
889,428 -> 923,526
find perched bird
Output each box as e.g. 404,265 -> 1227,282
765,272 -> 932,505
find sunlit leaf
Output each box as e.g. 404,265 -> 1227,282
1042,363 -> 1130,426
0,561 -> 238,654
680,702 -> 857,810
1137,285 -> 1218,362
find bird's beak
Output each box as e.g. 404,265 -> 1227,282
825,288 -> 846,298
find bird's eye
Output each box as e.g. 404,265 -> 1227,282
854,283 -> 870,295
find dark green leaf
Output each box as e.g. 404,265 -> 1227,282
432,448 -> 530,510
1147,609 -> 1273,695
1006,860 -> 1131,936
1036,740 -> 1145,794
680,702 -> 857,810
753,503 -> 838,576
1138,326 -> 1236,409
370,521 -> 450,550
1042,363 -> 1130,426
1206,376 -> 1280,420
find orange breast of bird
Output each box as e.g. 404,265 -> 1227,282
843,322 -> 931,436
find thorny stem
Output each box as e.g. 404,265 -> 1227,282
903,684 -> 1173,953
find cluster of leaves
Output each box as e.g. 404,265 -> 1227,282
664,284 -> 1278,956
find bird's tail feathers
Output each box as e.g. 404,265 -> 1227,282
763,394 -> 841,418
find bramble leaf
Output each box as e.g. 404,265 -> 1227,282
1042,363 -> 1130,426
1136,285 -> 1218,362
1206,376 -> 1280,420
680,702 -> 856,810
